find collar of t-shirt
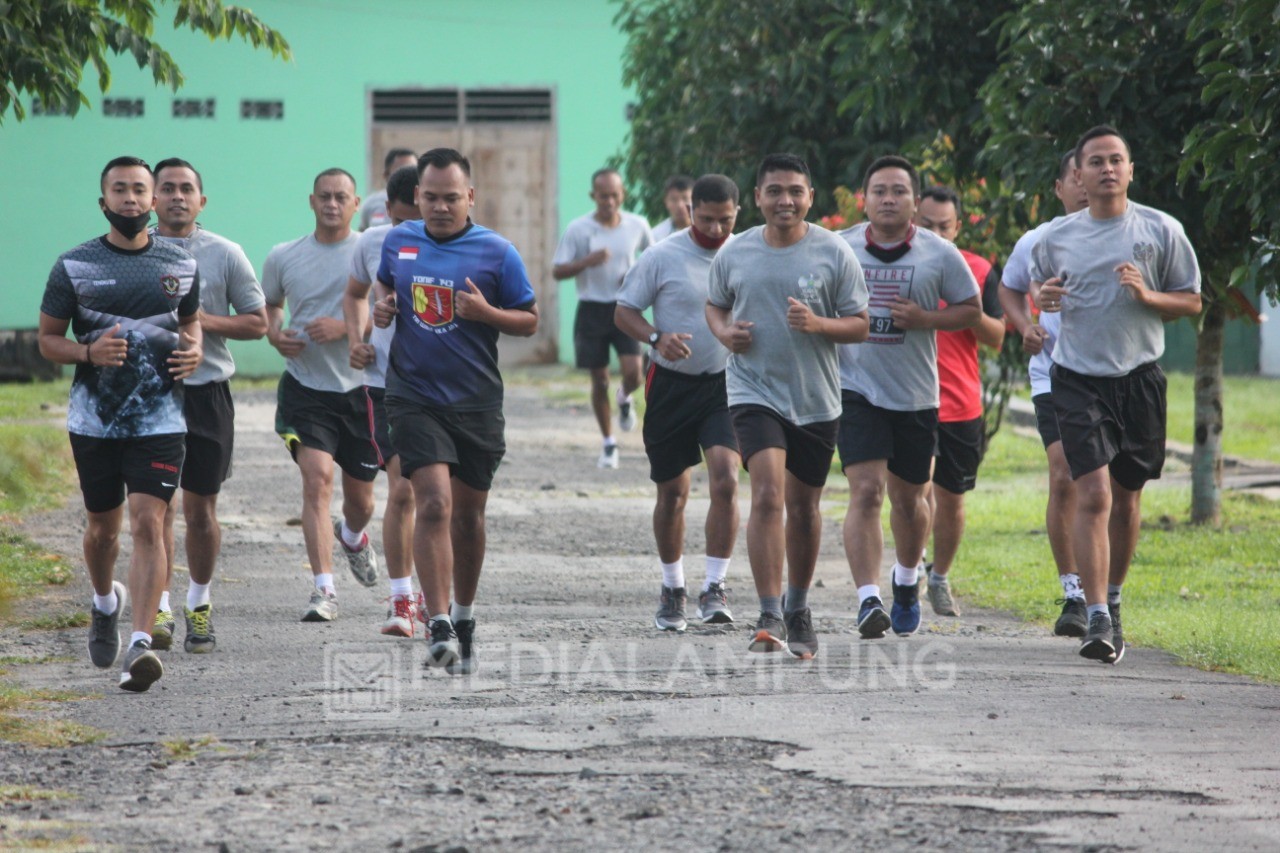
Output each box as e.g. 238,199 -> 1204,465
98,235 -> 153,256
864,223 -> 916,263
426,218 -> 475,245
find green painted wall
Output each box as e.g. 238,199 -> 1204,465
0,0 -> 632,375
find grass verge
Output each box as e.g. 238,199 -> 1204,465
954,427 -> 1280,681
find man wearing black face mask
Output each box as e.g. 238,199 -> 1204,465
615,174 -> 744,632
38,155 -> 203,693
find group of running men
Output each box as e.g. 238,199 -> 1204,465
39,122 -> 1199,692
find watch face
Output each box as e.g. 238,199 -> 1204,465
649,332 -> 660,344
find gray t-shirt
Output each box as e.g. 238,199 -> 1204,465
617,228 -> 729,376
261,232 -> 363,393
358,189 -> 389,231
1029,201 -> 1201,377
1002,220 -> 1058,397
651,218 -> 676,242
837,224 -> 979,411
349,224 -> 395,389
553,211 -> 653,303
707,224 -> 868,425
153,226 -> 264,386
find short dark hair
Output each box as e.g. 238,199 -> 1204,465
756,153 -> 810,187
313,168 -> 356,192
591,167 -> 621,187
153,157 -> 203,192
920,184 -> 962,218
663,174 -> 694,194
386,165 -> 419,207
862,155 -> 920,196
383,148 -> 416,174
100,156 -> 152,192
1074,125 -> 1130,166
418,148 -> 472,179
1058,149 -> 1077,181
691,174 -> 739,208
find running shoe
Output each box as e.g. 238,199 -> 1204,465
425,618 -> 460,669
381,593 -> 418,638
88,580 -> 127,668
334,520 -> 378,587
890,578 -> 922,636
1079,610 -> 1116,662
302,588 -> 338,622
119,639 -> 163,693
784,608 -> 818,659
1054,597 -> 1088,638
617,388 -> 636,432
747,612 -> 787,653
1108,602 -> 1125,664
447,619 -> 477,675
183,605 -> 216,653
597,444 -> 619,469
925,575 -> 960,617
857,595 -> 891,639
696,582 -> 733,624
151,609 -> 175,651
654,586 -> 687,632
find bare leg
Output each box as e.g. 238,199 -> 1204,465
588,367 -> 612,439
703,446 -> 741,560
618,354 -> 643,398
842,460 -> 887,588
383,455 -> 416,580
653,471 -> 690,565
84,505 -> 124,596
1045,441 -> 1077,577
783,474 -> 824,591
886,472 -> 931,570
410,463 -> 454,617
1107,477 -> 1143,588
126,492 -> 170,636
182,492 -> 221,586
744,447 -> 787,600
927,485 -> 963,576
450,479 -> 490,607
339,470 -> 375,534
1071,466 -> 1112,605
296,446 -> 336,578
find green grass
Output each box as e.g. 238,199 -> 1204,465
954,427 -> 1280,681
1163,371 -> 1280,463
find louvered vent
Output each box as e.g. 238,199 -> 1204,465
464,89 -> 552,123
372,90 -> 460,123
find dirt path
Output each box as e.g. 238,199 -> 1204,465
2,372 -> 1277,851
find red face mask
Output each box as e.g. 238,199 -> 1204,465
690,224 -> 729,250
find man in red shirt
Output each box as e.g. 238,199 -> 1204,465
914,186 -> 1005,616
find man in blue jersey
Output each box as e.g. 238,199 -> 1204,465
373,148 -> 538,675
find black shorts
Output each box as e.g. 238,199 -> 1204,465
366,386 -> 398,465
730,405 -> 837,489
836,390 -> 938,485
1050,362 -> 1167,491
70,432 -> 186,513
181,380 -> 235,496
933,417 -> 986,494
574,300 -> 641,369
385,396 -> 505,491
274,372 -> 381,482
642,363 -> 738,483
1032,393 -> 1061,448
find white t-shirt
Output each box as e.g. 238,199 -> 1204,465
349,224 -> 396,389
1001,220 -> 1058,397
553,212 -> 653,303
651,218 -> 676,242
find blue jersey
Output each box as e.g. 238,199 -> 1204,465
377,221 -> 536,410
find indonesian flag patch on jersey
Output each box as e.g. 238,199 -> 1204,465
398,247 -> 419,261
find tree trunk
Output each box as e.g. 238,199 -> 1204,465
1190,296 -> 1225,526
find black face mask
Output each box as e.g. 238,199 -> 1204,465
101,205 -> 151,239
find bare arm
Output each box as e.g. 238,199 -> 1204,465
199,307 -> 268,341
552,248 -> 610,281
168,311 -> 204,379
265,303 -> 306,358
999,282 -> 1049,356
785,298 -> 870,343
615,304 -> 693,361
343,277 -> 372,346
891,296 -> 981,332
706,301 -> 754,353
974,312 -> 1006,349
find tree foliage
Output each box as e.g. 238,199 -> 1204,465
0,0 -> 291,122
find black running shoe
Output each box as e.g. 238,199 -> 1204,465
1054,597 -> 1088,638
747,612 -> 786,653
447,619 -> 477,675
119,639 -> 163,693
1108,602 -> 1125,664
654,586 -> 688,632
857,596 -> 891,639
88,581 -> 127,668
784,608 -> 818,659
426,618 -> 460,669
1079,610 -> 1116,662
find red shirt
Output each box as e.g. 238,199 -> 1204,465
936,249 -> 993,423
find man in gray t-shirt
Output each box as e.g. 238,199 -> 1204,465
616,174 -> 743,633
358,148 -> 417,231
835,156 -> 981,643
151,158 -> 268,655
263,168 -> 381,624
552,168 -> 654,468
706,153 -> 869,661
1030,126 -> 1202,665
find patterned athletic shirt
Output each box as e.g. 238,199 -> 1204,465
41,236 -> 201,438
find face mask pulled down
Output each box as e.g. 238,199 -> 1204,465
101,204 -> 151,239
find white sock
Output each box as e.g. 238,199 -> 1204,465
616,386 -> 631,406
315,573 -> 335,595
450,602 -> 474,622
158,591 -> 170,613
893,562 -> 919,587
339,521 -> 366,550
93,590 -> 119,615
603,436 -> 617,449
1107,584 -> 1123,605
857,584 -> 881,604
1060,573 -> 1084,600
704,556 -> 729,590
1087,603 -> 1109,619
661,559 -> 685,590
430,613 -> 452,626
130,631 -> 151,646
389,576 -> 413,598
186,581 -> 211,611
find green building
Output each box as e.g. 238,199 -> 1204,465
0,0 -> 633,375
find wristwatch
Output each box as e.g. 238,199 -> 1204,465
648,330 -> 661,346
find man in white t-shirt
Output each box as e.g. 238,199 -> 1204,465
552,168 -> 653,468
649,174 -> 693,242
